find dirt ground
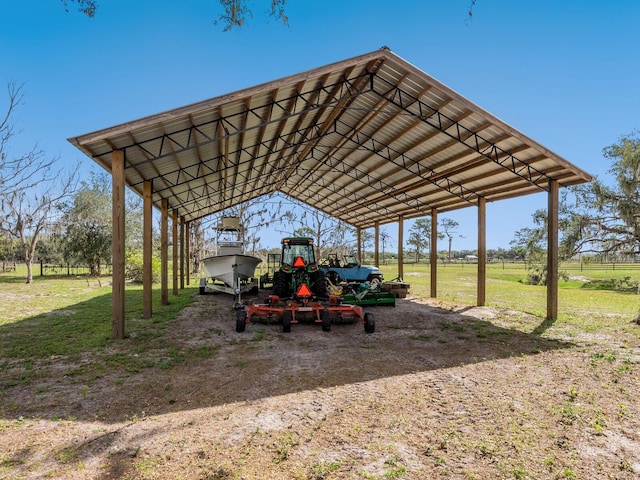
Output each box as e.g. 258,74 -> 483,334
2,290 -> 640,479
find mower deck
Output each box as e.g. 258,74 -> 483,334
236,294 -> 375,334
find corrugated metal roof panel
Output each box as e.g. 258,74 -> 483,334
68,48 -> 591,228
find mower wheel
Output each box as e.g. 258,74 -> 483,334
282,310 -> 292,333
364,312 -> 375,333
321,309 -> 331,332
236,309 -> 247,332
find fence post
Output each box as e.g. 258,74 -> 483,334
40,260 -> 44,277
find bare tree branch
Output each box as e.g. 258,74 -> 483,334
0,83 -> 78,283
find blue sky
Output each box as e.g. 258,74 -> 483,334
1,0 -> 639,251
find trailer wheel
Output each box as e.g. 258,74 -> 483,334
236,309 -> 247,332
282,310 -> 292,333
321,309 -> 331,332
364,312 -> 375,333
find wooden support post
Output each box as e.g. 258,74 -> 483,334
398,216 -> 404,280
111,150 -> 126,340
374,221 -> 380,267
172,210 -> 178,296
180,217 -> 185,290
161,199 -> 169,305
547,180 -> 559,320
477,197 -> 486,306
357,227 -> 362,264
430,209 -> 438,298
143,181 -> 153,319
185,221 -> 190,287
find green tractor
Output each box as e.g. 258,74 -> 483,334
272,237 -> 328,300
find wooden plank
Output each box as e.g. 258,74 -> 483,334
143,181 -> 153,319
111,150 -> 125,340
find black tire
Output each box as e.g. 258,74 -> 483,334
327,271 -> 340,285
321,309 -> 331,332
199,286 -> 206,295
273,271 -> 291,298
236,309 -> 247,332
364,312 -> 375,334
282,310 -> 292,333
310,270 -> 329,298
367,274 -> 383,284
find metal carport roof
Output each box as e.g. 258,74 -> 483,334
68,46 -> 591,229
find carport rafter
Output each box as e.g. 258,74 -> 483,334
331,118 -> 479,205
370,74 -> 553,190
96,72 -> 374,172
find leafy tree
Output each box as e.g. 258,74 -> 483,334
513,132 -> 640,263
60,171 -> 147,276
510,132 -> 640,288
0,82 -> 76,283
35,225 -> 66,264
60,173 -> 112,276
568,132 -> 640,255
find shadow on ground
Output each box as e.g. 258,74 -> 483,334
0,290 -> 572,424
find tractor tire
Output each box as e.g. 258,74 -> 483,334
236,309 -> 247,333
273,271 -> 290,298
364,312 -> 375,333
310,270 -> 329,298
327,271 -> 340,285
282,310 -> 292,333
321,308 -> 331,332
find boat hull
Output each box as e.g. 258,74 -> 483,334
201,254 -> 261,287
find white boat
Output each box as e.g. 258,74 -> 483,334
201,253 -> 262,288
199,216 -> 261,296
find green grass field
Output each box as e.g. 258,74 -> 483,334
0,265 -> 199,360
379,261 -> 639,336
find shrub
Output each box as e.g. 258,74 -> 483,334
125,252 -> 161,284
